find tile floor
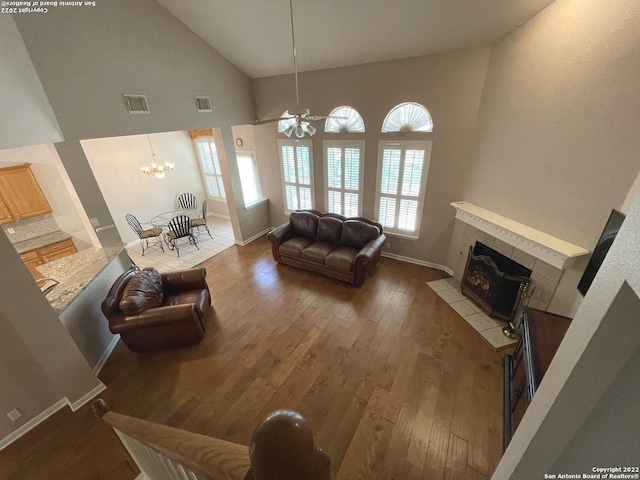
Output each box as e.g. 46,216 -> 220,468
126,217 -> 235,272
426,277 -> 518,349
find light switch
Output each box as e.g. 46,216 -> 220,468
7,228 -> 15,234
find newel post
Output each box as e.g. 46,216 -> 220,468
245,410 -> 330,480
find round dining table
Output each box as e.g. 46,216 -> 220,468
149,209 -> 200,227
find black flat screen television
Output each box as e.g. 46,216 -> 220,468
577,209 -> 625,296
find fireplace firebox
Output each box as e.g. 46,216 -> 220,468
461,242 -> 532,323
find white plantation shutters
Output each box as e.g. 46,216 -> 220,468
324,141 -> 364,217
375,141 -> 431,237
195,138 -> 226,199
279,140 -> 314,213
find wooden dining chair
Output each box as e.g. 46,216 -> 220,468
166,215 -> 199,257
191,200 -> 213,238
126,214 -> 164,256
177,193 -> 198,210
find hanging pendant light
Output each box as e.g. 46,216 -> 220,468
140,135 -> 175,179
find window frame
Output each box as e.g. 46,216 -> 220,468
193,136 -> 226,200
278,139 -> 315,214
322,140 -> 365,217
374,140 -> 432,239
235,150 -> 264,209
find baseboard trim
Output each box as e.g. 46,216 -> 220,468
93,336 -> 120,375
209,212 -> 231,220
381,252 -> 454,275
70,382 -> 107,412
235,227 -> 271,246
135,474 -> 149,480
0,399 -> 67,451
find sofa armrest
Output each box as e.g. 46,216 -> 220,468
353,234 -> 386,286
267,223 -> 294,245
161,268 -> 208,293
110,304 -> 200,334
267,223 -> 294,263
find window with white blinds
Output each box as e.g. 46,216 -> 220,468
323,140 -> 364,217
278,139 -> 314,213
375,141 -> 432,237
236,151 -> 263,208
194,138 -> 226,199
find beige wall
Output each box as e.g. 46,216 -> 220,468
0,231 -> 104,441
488,0 -> 640,475
12,0 -> 255,141
0,16 -> 63,150
463,0 -> 640,315
252,48 -> 491,263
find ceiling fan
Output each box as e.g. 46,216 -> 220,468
254,0 -> 344,137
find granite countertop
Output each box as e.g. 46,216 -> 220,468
14,231 -> 72,254
37,244 -> 126,314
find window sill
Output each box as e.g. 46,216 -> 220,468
384,231 -> 419,241
244,198 -> 268,210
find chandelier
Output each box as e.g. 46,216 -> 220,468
140,135 -> 174,179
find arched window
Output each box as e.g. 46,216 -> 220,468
324,106 -> 365,133
278,111 -> 297,133
381,102 -> 433,133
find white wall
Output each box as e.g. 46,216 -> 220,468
0,16 -> 63,150
81,131 -> 208,246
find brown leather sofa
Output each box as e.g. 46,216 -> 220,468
101,266 -> 211,353
267,210 -> 386,286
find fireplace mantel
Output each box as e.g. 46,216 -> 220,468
451,201 -> 590,270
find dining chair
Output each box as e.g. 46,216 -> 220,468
177,192 -> 198,210
167,215 -> 199,257
126,214 -> 164,256
191,200 -> 213,238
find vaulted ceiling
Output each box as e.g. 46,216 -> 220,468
157,0 -> 556,79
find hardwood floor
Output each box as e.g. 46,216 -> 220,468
0,236 -> 505,479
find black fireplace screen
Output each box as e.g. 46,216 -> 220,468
461,242 -> 532,322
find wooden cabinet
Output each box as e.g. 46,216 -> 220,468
21,239 -> 77,279
0,164 -> 52,224
38,239 -> 77,263
20,250 -> 45,279
0,195 -> 13,224
503,307 -> 572,449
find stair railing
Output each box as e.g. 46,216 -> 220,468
92,400 -> 330,480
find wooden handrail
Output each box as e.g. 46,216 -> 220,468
92,399 -> 250,480
92,400 -> 330,480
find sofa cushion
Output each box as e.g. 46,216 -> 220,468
119,267 -> 164,315
325,246 -> 359,273
340,220 -> 381,250
290,211 -> 319,239
280,237 -> 314,258
301,242 -> 338,264
317,216 -> 343,245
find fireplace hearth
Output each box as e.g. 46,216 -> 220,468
462,242 -> 532,323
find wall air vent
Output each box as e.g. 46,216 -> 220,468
195,96 -> 212,112
123,94 -> 150,114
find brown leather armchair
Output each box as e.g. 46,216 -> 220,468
101,266 -> 211,353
